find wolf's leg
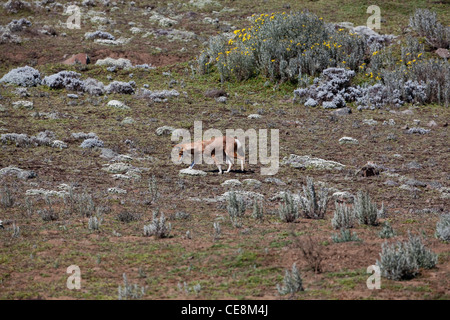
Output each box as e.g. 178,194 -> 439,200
212,154 -> 222,174
189,161 -> 195,169
225,156 -> 232,173
240,159 -> 244,171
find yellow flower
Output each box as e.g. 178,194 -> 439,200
342,61 -> 346,64
418,53 -> 423,57
233,30 -> 240,34
372,51 -> 378,56
271,59 -> 275,62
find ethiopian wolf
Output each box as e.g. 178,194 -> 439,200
174,136 -> 244,174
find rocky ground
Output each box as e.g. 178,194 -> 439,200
0,0 -> 449,300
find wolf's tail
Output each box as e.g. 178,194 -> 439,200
235,138 -> 244,158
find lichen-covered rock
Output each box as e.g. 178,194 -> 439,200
95,57 -> 132,69
138,89 -> 179,102
282,154 -> 345,171
221,179 -> 242,187
102,162 -> 133,174
242,179 -> 262,188
0,66 -> 41,87
179,168 -> 207,176
107,187 -> 127,194
71,132 -> 98,140
3,0 -> 32,14
339,136 -> 359,145
12,100 -> 33,109
406,127 -> 430,135
0,165 -> 36,180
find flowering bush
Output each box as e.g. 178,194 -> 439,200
198,11 -> 367,82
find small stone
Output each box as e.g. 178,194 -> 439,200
12,100 -> 33,110
248,114 -> 262,119
179,168 -> 207,176
435,48 -> 450,59
121,117 -> 135,124
427,120 -> 437,127
339,136 -> 359,145
221,179 -> 242,187
156,126 -> 175,136
107,100 -> 130,110
107,187 -> 127,194
242,179 -> 262,188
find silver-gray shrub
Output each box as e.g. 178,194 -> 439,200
105,81 -> 135,94
252,200 -> 264,221
331,202 -> 356,229
83,78 -> 105,96
354,191 -> 379,226
278,191 -> 298,223
118,273 -> 145,300
277,263 -> 304,295
88,215 -> 102,231
80,137 -> 104,149
0,185 -> 14,208
73,193 -> 96,217
379,221 -> 396,239
331,229 -> 360,243
199,11 -> 367,82
294,68 -> 355,108
143,210 -> 171,238
12,223 -> 20,238
85,31 -> 115,41
435,213 -> 450,242
376,233 -> 437,280
0,66 -> 41,87
298,177 -> 329,219
7,18 -> 31,32
227,191 -> 246,228
213,221 -> 221,240
42,71 -> 85,91
1,133 -> 32,147
409,9 -> 449,49
148,175 -> 160,204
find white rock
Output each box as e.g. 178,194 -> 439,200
179,168 -> 207,176
156,126 -> 175,136
221,179 -> 242,187
96,57 -> 133,69
12,100 -> 33,109
248,114 -> 262,119
282,154 -> 345,171
339,136 -> 359,145
107,100 -> 130,110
